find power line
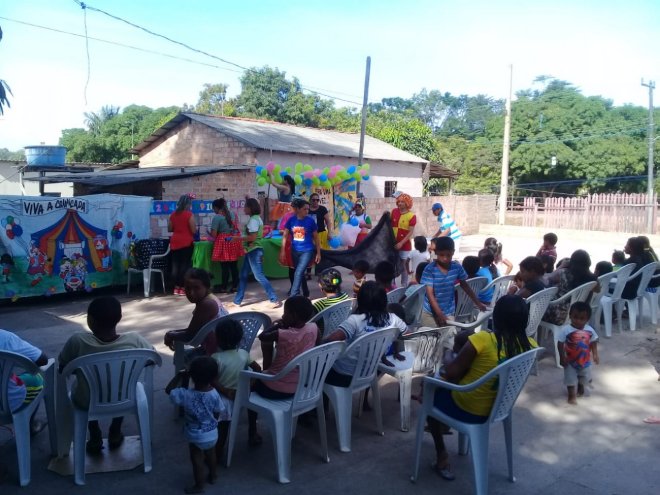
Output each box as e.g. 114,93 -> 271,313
70,1 -> 363,105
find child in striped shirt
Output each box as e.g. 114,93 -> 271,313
312,268 -> 349,314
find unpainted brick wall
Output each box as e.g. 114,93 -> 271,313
364,195 -> 497,236
139,120 -> 258,167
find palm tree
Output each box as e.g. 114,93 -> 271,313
0,26 -> 10,115
84,105 -> 120,135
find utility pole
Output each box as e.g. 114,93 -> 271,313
642,79 -> 655,234
356,56 -> 371,197
498,64 -> 513,225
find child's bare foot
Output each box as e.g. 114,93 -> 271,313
184,484 -> 205,494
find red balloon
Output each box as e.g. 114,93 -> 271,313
6,230 -> 14,239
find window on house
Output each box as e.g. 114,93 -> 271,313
384,181 -> 397,198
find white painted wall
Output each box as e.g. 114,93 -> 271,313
254,151 -> 424,199
0,163 -> 73,196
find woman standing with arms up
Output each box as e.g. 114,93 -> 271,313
210,198 -> 243,293
270,174 -> 296,227
233,198 -> 281,308
169,194 -> 197,296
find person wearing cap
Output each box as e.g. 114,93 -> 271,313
431,202 -> 462,257
391,192 -> 417,287
349,200 -> 372,246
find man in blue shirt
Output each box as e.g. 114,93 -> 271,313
431,203 -> 462,257
280,198 -> 320,297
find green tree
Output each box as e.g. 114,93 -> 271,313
0,148 -> 25,160
84,105 -> 120,136
185,83 -> 236,116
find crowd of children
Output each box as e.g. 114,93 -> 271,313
7,201 -> 660,490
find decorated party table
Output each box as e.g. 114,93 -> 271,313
192,237 -> 288,282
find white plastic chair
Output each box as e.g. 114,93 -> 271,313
376,326 -> 451,432
60,349 -> 162,485
127,242 -> 170,298
481,275 -> 515,309
454,277 -> 488,323
0,352 -> 55,486
410,347 -> 544,495
524,287 -> 558,341
172,311 -> 271,376
401,284 -> 426,329
539,281 -> 597,368
226,341 -> 345,483
308,299 -> 354,339
621,262 -> 660,331
642,273 -> 660,327
590,271 -> 617,334
386,287 -> 407,304
323,326 -> 399,452
600,263 -> 636,337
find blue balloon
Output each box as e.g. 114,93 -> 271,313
328,237 -> 341,249
304,178 -> 313,186
280,170 -> 288,176
319,174 -> 327,182
12,224 -> 23,236
349,217 -> 359,227
255,166 -> 264,174
347,165 -> 356,174
363,175 -> 370,181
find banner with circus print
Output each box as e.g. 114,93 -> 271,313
0,194 -> 151,301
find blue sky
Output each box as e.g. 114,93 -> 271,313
0,0 -> 658,151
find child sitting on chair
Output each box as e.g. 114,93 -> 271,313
211,319 -> 261,459
249,297 -> 319,445
167,357 -> 227,494
312,268 -> 349,314
558,301 -> 599,405
351,259 -> 370,298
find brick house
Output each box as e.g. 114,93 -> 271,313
130,112 -> 430,200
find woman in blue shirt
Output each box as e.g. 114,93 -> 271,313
279,198 -> 321,297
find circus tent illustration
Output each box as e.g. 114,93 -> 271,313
30,210 -> 109,275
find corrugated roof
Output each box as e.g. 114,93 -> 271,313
130,113 -> 429,165
24,165 -> 250,187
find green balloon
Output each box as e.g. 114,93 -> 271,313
295,162 -> 303,173
274,164 -> 281,172
260,169 -> 268,177
294,175 -> 303,185
6,216 -> 14,224
353,172 -> 361,181
274,175 -> 283,184
362,163 -> 370,170
304,164 -> 313,172
312,176 -> 320,185
257,177 -> 267,186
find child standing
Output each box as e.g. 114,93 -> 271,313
167,357 -> 227,493
536,232 -> 558,263
351,259 -> 370,297
312,268 -> 349,314
410,236 -> 431,278
420,237 -> 487,359
211,319 -> 261,459
557,302 -> 599,405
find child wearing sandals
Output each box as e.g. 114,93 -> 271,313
557,301 -> 599,405
167,356 -> 228,494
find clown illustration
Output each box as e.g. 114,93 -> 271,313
1,253 -> 14,283
94,235 -> 112,271
59,254 -> 87,292
27,241 -> 48,286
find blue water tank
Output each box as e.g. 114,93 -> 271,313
24,145 -> 67,167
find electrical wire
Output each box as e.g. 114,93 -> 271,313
70,0 -> 363,105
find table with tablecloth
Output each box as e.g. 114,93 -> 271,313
192,238 -> 288,282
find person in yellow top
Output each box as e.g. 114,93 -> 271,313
426,294 -> 537,481
391,191 -> 416,287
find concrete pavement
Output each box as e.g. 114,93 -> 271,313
2,233 -> 660,494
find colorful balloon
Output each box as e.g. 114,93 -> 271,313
347,166 -> 356,174
328,237 -> 342,249
266,162 -> 275,172
255,166 -> 264,174
260,168 -> 268,177
294,175 -> 303,185
257,177 -> 267,186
